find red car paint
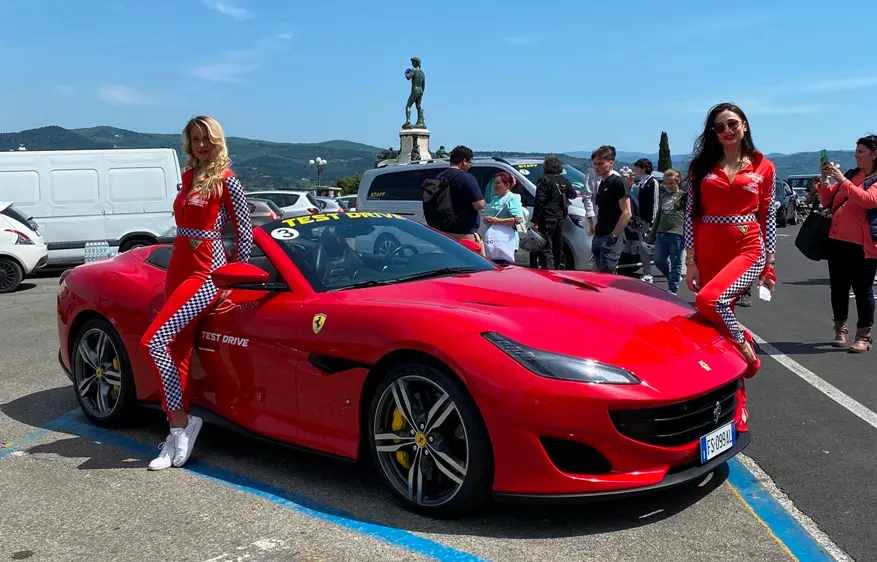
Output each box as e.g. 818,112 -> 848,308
57,223 -> 750,500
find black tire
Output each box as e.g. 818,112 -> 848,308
366,361 -> 493,518
0,257 -> 24,294
559,243 -> 575,270
71,317 -> 138,427
373,233 -> 400,256
119,237 -> 155,253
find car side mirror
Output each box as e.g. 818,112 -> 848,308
211,262 -> 270,289
459,239 -> 482,253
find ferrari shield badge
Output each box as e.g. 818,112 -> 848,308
699,360 -> 711,372
736,225 -> 748,234
312,313 -> 327,335
189,239 -> 202,250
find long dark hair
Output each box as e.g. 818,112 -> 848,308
687,103 -> 758,218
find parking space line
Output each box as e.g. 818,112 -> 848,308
749,331 -> 877,431
727,457 -> 846,561
0,428 -> 48,460
16,410 -> 487,562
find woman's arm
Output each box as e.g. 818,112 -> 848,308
757,164 -> 777,258
841,178 -> 877,210
224,175 -> 253,263
683,178 -> 697,252
818,182 -> 840,208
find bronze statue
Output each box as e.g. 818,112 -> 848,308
411,143 -> 421,161
403,57 -> 425,129
434,145 -> 449,158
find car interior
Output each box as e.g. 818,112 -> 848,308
145,240 -> 281,284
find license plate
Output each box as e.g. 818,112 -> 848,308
699,422 -> 736,464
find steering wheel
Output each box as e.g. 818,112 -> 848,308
382,244 -> 420,270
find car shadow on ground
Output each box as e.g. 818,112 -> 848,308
762,341 -> 847,356
783,278 -> 830,286
7,282 -> 37,293
3,386 -> 731,539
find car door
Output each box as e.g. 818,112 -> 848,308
194,249 -> 307,442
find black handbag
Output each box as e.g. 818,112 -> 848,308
795,189 -> 841,262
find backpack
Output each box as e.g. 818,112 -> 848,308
422,168 -> 463,231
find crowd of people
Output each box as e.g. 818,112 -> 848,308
140,105 -> 876,471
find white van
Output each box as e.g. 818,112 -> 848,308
0,148 -> 181,265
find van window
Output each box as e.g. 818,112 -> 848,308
366,168 -> 443,201
49,169 -> 99,205
0,170 -> 40,206
108,167 -> 168,202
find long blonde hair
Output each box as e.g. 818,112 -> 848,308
182,116 -> 231,198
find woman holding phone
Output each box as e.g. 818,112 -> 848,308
817,135 -> 877,352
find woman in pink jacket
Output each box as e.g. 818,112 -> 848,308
818,135 -> 877,352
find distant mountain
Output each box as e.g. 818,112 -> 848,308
0,126 -> 857,190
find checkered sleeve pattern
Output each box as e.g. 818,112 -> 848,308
146,279 -> 219,411
683,177 -> 696,250
225,176 -> 253,263
759,164 -> 777,254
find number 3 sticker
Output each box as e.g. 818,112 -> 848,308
271,227 -> 299,240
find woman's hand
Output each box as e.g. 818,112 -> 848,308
757,265 -> 777,294
821,161 -> 846,184
484,216 -> 496,225
685,263 -> 701,293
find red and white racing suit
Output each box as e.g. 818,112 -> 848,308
684,152 -> 776,344
140,169 -> 252,413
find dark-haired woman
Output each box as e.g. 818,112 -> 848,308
817,135 -> 877,352
683,103 -> 777,377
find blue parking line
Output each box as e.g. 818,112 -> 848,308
0,428 -> 48,460
727,458 -> 835,561
34,411 -> 486,562
0,296 -> 55,311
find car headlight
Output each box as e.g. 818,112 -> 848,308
569,216 -> 587,229
482,332 -> 640,384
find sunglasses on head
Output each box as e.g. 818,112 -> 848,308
713,119 -> 742,134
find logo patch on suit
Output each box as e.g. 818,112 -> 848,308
189,239 -> 202,250
312,313 -> 327,334
736,225 -> 748,234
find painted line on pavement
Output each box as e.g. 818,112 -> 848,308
750,331 -> 877,431
0,295 -> 55,311
0,428 -> 48,460
3,409 -> 485,562
731,455 -> 852,562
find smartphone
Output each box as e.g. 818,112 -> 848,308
820,149 -> 829,166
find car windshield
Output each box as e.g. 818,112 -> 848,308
788,177 -> 818,189
262,212 -> 496,292
512,162 -> 588,191
1,204 -> 32,226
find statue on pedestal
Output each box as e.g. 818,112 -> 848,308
403,57 -> 426,129
434,145 -> 449,158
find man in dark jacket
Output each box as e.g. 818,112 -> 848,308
532,155 -> 576,269
633,158 -> 659,282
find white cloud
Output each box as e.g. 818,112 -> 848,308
98,84 -> 156,105
200,0 -> 253,21
187,33 -> 291,83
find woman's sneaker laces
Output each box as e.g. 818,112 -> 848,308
147,415 -> 203,471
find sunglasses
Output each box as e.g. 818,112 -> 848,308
713,119 -> 742,134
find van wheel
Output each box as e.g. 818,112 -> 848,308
374,234 -> 400,256
119,237 -> 155,253
0,257 -> 24,293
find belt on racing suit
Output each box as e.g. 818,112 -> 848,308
176,227 -> 223,240
701,214 -> 757,225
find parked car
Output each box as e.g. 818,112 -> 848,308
0,201 -> 48,293
313,196 -> 346,214
336,195 -> 358,211
774,179 -> 798,227
58,211 -> 750,518
247,190 -> 321,218
356,156 -> 646,273
246,198 -> 285,226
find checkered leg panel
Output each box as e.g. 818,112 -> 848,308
146,279 -> 219,411
714,241 -> 766,344
225,176 -> 253,263
683,177 -> 695,250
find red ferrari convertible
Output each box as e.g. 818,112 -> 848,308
57,211 -> 750,517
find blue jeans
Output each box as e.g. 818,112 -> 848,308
653,232 -> 683,293
591,233 -> 625,273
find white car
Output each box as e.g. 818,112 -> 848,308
247,190 -> 322,218
0,201 -> 48,293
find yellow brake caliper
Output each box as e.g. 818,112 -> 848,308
393,408 -> 412,469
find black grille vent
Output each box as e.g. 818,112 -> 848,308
609,379 -> 741,447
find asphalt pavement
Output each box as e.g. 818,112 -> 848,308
0,230 -> 867,561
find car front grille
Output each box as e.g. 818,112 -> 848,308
609,379 -> 741,447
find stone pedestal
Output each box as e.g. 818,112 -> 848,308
397,128 -> 431,163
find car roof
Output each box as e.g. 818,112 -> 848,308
0,201 -> 10,211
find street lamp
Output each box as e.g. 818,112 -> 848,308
309,157 -> 328,187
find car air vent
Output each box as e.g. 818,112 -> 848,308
553,276 -> 600,292
466,301 -> 505,307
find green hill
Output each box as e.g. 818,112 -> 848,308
0,125 -> 858,190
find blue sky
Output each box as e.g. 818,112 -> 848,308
1,0 -> 874,155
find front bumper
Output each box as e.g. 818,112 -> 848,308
494,431 -> 749,504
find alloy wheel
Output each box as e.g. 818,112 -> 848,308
0,260 -> 18,291
74,327 -> 124,419
372,375 -> 469,508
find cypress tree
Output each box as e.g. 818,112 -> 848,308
658,132 -> 672,172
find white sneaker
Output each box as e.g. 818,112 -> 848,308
641,275 -> 654,283
172,415 -> 202,467
148,434 -> 176,471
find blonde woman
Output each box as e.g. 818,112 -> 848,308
140,116 -> 253,471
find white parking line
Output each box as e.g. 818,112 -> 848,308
749,331 -> 877,431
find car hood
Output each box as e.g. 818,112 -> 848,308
333,266 -> 725,369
